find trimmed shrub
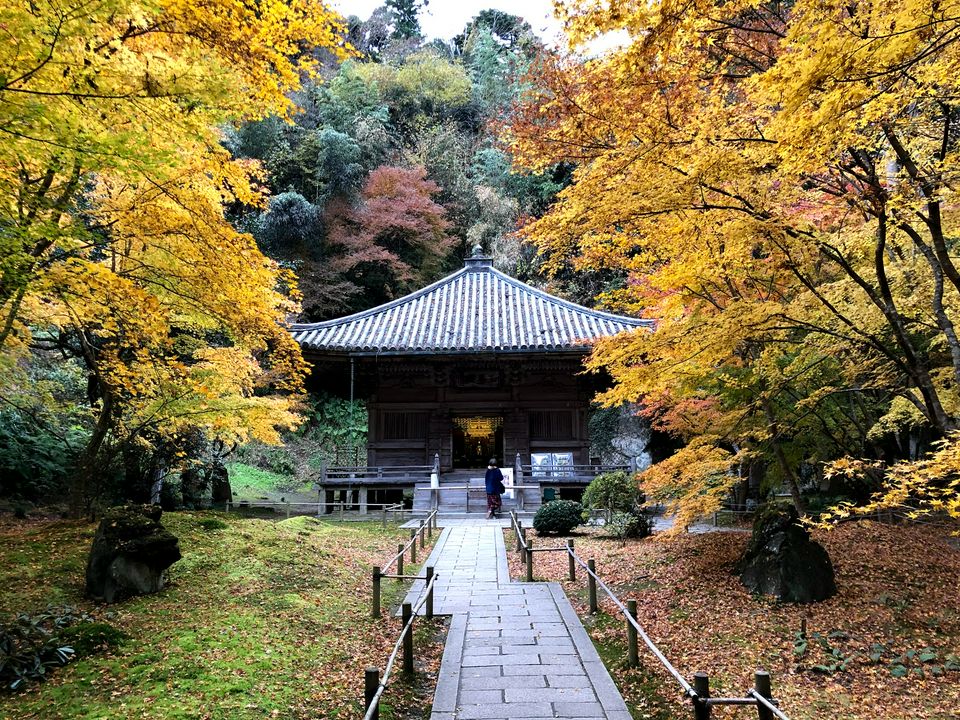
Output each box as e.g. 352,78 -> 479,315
533,500 -> 584,535
609,508 -> 654,541
582,471 -> 640,514
198,518 -> 228,532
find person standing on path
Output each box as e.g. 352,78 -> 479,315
484,458 -> 505,519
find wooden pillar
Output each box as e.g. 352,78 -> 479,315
694,672 -> 710,720
359,486 -> 369,515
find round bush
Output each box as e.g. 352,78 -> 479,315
609,508 -> 654,540
533,500 -> 584,535
582,471 -> 640,513
198,517 -> 228,532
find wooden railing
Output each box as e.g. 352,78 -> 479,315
363,569 -> 440,720
371,510 -> 438,617
319,465 -> 434,484
508,511 -> 791,720
522,463 -> 631,481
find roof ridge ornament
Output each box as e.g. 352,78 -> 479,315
465,243 -> 493,269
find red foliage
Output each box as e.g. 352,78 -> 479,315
327,166 -> 454,300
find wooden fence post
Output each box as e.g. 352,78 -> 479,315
410,529 -> 417,564
425,566 -> 434,619
371,566 -> 381,618
397,543 -> 404,578
364,667 -> 379,720
402,602 -> 414,675
694,672 -> 711,720
427,515 -> 433,539
516,521 -> 523,552
567,539 -> 575,581
754,671 -> 773,720
626,599 -> 638,667
382,505 -> 387,529
525,539 -> 534,582
520,527 -> 527,554
587,559 -> 598,614
419,520 -> 425,549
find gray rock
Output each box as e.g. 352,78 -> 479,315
85,505 -> 181,603
210,462 -> 232,506
736,504 -> 836,603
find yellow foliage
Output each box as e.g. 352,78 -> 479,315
509,0 -> 960,520
0,0 -> 347,475
819,436 -> 960,526
637,437 -> 744,533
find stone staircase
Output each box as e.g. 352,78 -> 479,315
412,469 -> 541,516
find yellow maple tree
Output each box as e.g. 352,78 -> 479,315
508,0 -> 960,523
0,0 -> 349,511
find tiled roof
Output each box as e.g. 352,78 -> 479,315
290,256 -> 651,355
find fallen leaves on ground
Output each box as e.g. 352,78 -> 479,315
506,521 -> 960,720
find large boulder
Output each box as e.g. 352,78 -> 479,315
85,505 -> 182,603
735,504 -> 836,603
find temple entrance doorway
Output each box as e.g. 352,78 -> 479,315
452,416 -> 504,468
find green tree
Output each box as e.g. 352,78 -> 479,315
385,0 -> 426,40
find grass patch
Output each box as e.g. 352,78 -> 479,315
0,512 -> 442,719
227,462 -> 318,504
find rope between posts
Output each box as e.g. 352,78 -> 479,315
510,510 -> 694,698
567,548 -> 697,699
748,690 -> 790,720
381,511 -> 437,572
510,510 -> 790,719
528,546 -> 568,553
363,570 -> 439,720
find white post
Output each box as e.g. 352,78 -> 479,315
359,486 -> 369,515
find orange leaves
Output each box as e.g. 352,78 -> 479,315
326,165 -> 454,296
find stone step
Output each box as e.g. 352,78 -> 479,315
413,484 -> 542,513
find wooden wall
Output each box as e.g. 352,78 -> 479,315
356,355 -> 594,471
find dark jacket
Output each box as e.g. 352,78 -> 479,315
485,467 -> 505,495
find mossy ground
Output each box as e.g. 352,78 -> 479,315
0,512 -> 442,719
226,463 -> 317,504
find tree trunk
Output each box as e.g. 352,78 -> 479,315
149,467 -> 165,505
69,391 -> 114,519
762,399 -> 807,516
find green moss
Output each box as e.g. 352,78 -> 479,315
57,622 -> 129,656
0,513 -> 433,719
196,517 -> 228,531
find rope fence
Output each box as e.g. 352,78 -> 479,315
362,568 -> 440,720
508,510 -> 792,720
224,500 -> 408,526
363,510 -> 441,719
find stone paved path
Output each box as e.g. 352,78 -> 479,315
403,523 -> 631,720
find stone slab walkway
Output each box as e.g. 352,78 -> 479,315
403,523 -> 631,720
